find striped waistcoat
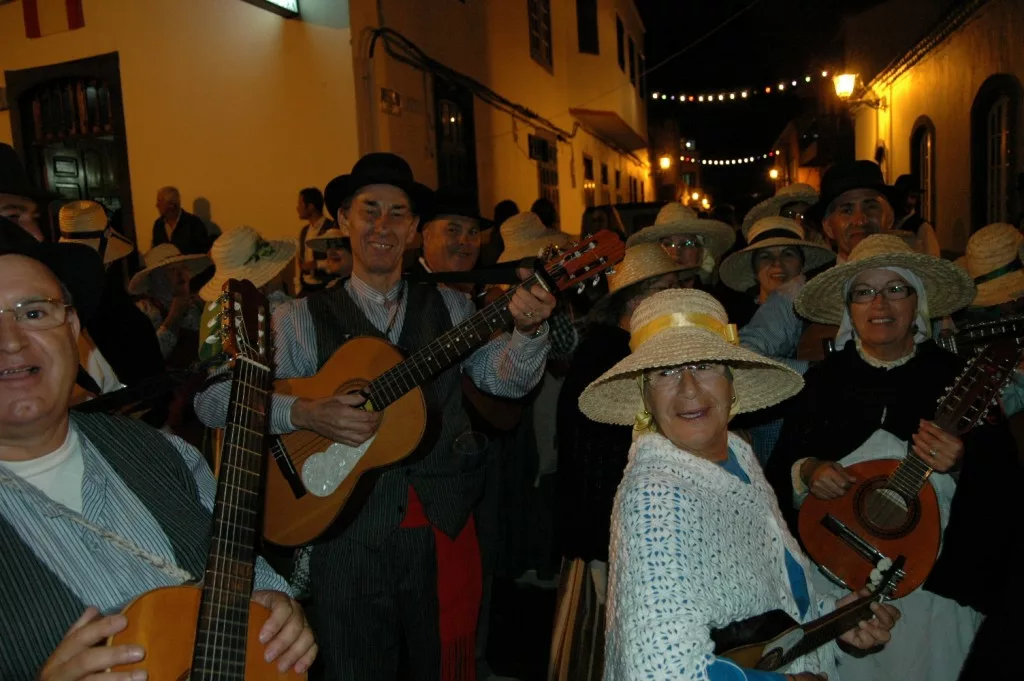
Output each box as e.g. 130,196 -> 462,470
306,282 -> 479,546
0,412 -> 211,681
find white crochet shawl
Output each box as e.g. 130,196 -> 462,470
605,432 -> 842,681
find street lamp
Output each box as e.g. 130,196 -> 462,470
768,168 -> 780,180
832,73 -> 858,100
700,197 -> 711,210
659,155 -> 671,170
691,191 -> 700,201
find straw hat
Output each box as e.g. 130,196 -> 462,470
129,243 -> 211,296
741,183 -> 819,237
964,223 -> 1024,307
795,233 -> 975,325
306,226 -> 350,253
199,225 -> 296,301
606,241 -> 695,294
625,203 -> 735,261
579,289 -> 803,425
719,217 -> 835,293
58,200 -> 134,264
497,212 -> 571,263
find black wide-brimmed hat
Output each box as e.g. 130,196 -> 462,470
324,153 -> 434,221
420,188 -> 493,231
806,160 -> 894,223
0,143 -> 54,201
0,218 -> 105,326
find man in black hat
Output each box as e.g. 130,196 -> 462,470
0,227 -> 316,680
196,152 -> 556,680
415,189 -> 490,294
0,143 -> 50,242
892,174 -> 940,256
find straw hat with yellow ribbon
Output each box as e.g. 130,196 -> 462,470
605,241 -> 696,295
962,223 -> 1024,308
795,233 -> 975,325
497,212 -> 571,263
719,217 -> 835,293
199,225 -> 296,301
741,183 -> 819,238
58,200 -> 135,265
625,203 -> 735,264
129,243 -> 211,296
578,289 -> 804,426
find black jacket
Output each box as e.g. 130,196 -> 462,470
152,210 -> 211,255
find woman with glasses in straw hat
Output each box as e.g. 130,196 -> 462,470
765,234 -> 1019,681
579,288 -> 899,681
550,242 -> 693,681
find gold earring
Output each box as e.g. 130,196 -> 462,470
634,376 -> 655,432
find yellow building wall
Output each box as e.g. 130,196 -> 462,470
0,0 -> 360,250
852,0 -> 1024,253
350,0 -> 651,237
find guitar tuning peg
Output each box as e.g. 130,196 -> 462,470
258,313 -> 266,322
576,282 -> 586,294
606,267 -> 617,276
591,274 -> 601,286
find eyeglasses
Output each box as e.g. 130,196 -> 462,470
847,283 -> 916,304
661,235 -> 703,250
644,363 -> 728,390
0,298 -> 73,331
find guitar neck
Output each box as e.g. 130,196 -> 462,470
365,277 -> 532,410
782,593 -> 881,666
191,356 -> 272,679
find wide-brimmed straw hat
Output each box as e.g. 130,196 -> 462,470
606,241 -> 695,295
497,212 -> 571,263
741,183 -> 819,237
199,225 -> 296,301
625,203 -> 735,261
306,226 -> 350,253
578,289 -> 804,425
57,200 -> 134,265
795,233 -> 975,325
719,217 -> 835,292
129,243 -> 211,296
964,223 -> 1024,307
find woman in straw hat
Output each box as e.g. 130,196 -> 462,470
305,226 -> 352,285
579,288 -> 898,681
720,217 -> 835,306
129,243 -> 210,366
741,182 -> 824,245
496,211 -> 570,264
765,234 -> 1019,681
550,243 -> 693,681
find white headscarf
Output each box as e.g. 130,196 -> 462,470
835,266 -> 931,349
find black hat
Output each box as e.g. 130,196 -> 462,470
807,160 -> 893,223
420,188 -> 493,231
323,153 -> 434,222
0,143 -> 54,201
0,218 -> 105,326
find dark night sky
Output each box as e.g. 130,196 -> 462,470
634,0 -> 889,210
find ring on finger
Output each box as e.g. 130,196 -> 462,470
524,310 -> 534,318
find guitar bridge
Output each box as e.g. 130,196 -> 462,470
821,515 -> 906,579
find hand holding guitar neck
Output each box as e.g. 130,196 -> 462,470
834,588 -> 900,650
291,392 -> 382,447
909,419 -> 963,472
508,266 -> 557,334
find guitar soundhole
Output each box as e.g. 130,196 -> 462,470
855,477 -> 920,538
335,378 -> 369,397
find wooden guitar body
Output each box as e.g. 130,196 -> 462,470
266,336 -> 426,546
109,585 -> 302,680
799,459 -> 940,599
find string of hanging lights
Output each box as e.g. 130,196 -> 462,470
651,71 -> 833,104
676,151 -> 779,165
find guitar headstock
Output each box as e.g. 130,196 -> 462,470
871,555 -> 906,600
937,337 -> 1023,434
218,279 -> 271,365
538,229 -> 626,293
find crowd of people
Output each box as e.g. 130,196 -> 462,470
0,138 -> 1019,681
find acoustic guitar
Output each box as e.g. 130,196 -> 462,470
798,338 -> 1021,598
264,230 -> 626,546
109,280 -> 303,680
715,556 -> 905,671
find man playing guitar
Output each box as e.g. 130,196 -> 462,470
195,153 -> 555,680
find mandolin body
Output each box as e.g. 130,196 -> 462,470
108,585 -> 303,679
799,459 -> 941,599
265,336 -> 427,547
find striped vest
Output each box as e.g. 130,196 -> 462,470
0,412 -> 210,680
306,282 -> 480,546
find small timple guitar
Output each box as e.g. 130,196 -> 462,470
715,556 -> 905,671
109,280 -> 302,680
264,230 -> 626,546
798,338 -> 1021,598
